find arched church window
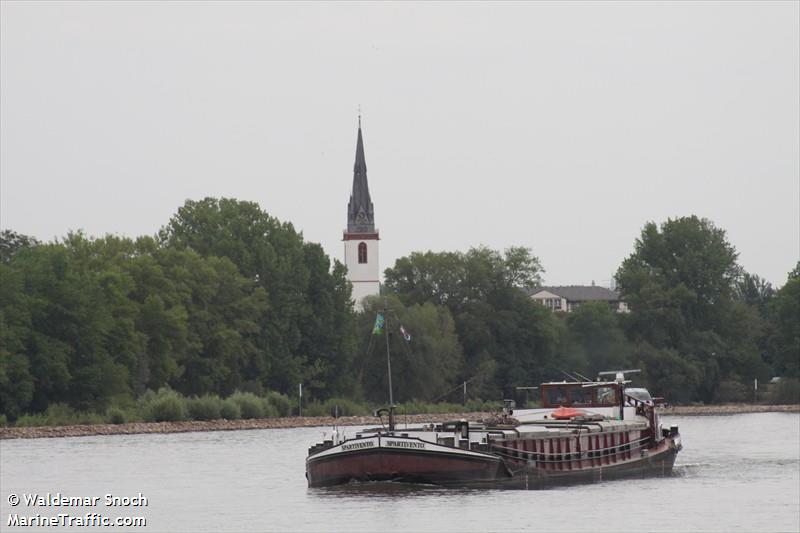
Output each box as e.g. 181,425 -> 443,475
358,242 -> 367,264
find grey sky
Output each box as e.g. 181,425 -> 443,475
2,1 -> 798,286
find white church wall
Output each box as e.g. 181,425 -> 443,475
344,237 -> 380,310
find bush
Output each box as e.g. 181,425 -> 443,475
14,413 -> 49,427
392,400 -> 501,415
219,398 -> 241,420
264,391 -> 292,417
715,380 -> 749,403
465,399 -> 503,412
43,403 -> 78,426
301,401 -> 325,417
229,391 -> 264,419
396,401 -> 462,415
106,407 -> 127,425
12,403 -> 105,427
302,398 -> 370,417
186,395 -> 223,421
768,378 -> 800,405
140,388 -> 187,422
260,400 -> 279,418
73,411 -> 105,425
326,398 -> 369,416
0,414 -> 6,427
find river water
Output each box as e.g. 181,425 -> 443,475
1,413 -> 798,532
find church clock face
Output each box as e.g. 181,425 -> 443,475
356,209 -> 367,224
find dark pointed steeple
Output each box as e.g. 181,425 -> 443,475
347,117 -> 375,233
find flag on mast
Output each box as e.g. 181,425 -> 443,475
400,325 -> 411,342
372,313 -> 385,335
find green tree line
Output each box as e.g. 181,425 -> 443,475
1,201 -> 798,422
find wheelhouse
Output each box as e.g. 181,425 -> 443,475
540,382 -> 620,408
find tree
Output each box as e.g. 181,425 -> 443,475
295,245 -> 357,398
561,301 -> 631,377
616,216 -> 763,402
735,272 -> 775,314
474,291 -> 560,397
0,262 -> 35,419
356,295 -> 463,403
0,230 -> 39,264
385,246 -> 543,311
617,216 -> 740,345
766,263 -> 800,378
0,199 -> 360,418
384,246 -> 557,399
159,197 -> 356,398
120,241 -> 190,393
164,252 -> 268,396
635,344 -> 701,404
3,242 -> 132,412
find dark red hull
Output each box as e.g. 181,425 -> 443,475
487,439 -> 680,489
306,437 -> 680,489
306,447 -> 508,488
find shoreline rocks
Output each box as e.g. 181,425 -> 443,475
660,403 -> 799,416
1,404 -> 797,440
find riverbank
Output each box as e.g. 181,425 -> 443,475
1,404 -> 797,440
660,403 -> 799,416
0,412 -> 488,440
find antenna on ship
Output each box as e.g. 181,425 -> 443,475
573,371 -> 592,382
596,369 -> 641,383
559,369 -> 581,382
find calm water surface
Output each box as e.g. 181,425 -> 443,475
1,413 -> 798,532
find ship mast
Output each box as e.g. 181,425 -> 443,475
382,300 -> 396,432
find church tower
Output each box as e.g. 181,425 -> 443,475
343,118 -> 380,309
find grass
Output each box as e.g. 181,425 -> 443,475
4,389 -> 506,429
303,397 -> 372,417
14,403 -> 107,427
395,399 -> 503,415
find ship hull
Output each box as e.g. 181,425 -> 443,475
306,436 -> 508,488
484,439 -> 680,490
306,435 -> 680,489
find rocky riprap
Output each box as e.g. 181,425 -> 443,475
1,404 -> 797,440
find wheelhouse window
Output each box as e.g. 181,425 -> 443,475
358,242 -> 367,264
541,383 -> 619,407
570,387 -> 590,405
595,386 -> 616,405
547,386 -> 568,406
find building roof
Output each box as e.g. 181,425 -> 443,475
346,119 -> 375,233
529,285 -> 621,302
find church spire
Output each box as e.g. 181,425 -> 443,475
347,118 -> 375,233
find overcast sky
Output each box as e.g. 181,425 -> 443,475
2,1 -> 798,286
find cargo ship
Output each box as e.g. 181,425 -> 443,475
306,308 -> 681,489
306,371 -> 681,489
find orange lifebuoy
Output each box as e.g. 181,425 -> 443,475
551,406 -> 586,420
